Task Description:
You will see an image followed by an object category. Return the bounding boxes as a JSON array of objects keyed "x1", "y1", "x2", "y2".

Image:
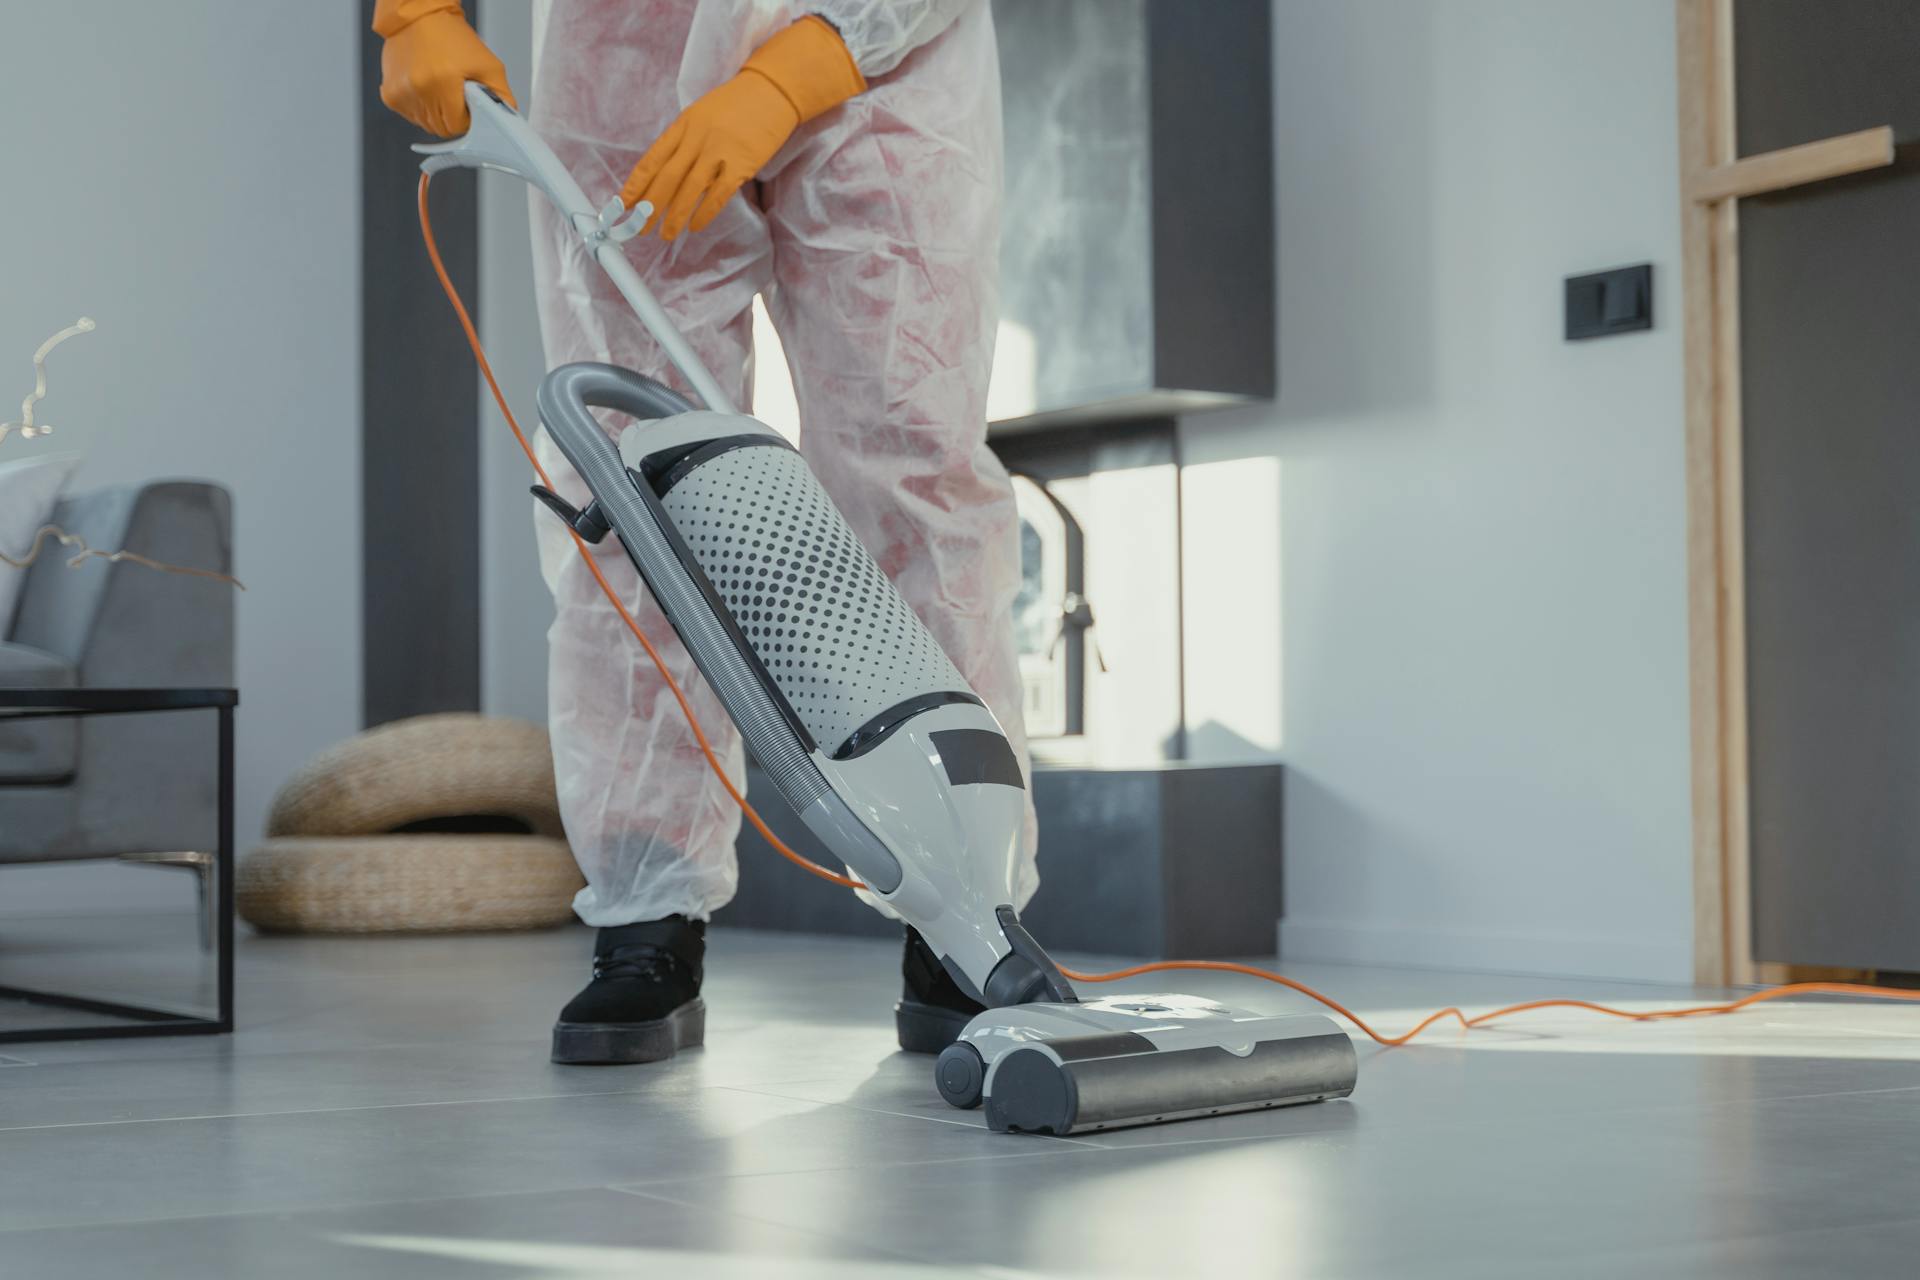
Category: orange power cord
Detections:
[
  {"x1": 419, "y1": 172, "x2": 1920, "y2": 1048},
  {"x1": 419, "y1": 174, "x2": 860, "y2": 893}
]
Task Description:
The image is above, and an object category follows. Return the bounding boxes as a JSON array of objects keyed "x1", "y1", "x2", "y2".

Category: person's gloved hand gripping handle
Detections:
[
  {"x1": 620, "y1": 16, "x2": 867, "y2": 240},
  {"x1": 373, "y1": 0, "x2": 516, "y2": 138}
]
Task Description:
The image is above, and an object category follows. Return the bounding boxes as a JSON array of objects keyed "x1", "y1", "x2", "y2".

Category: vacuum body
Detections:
[
  {"x1": 536, "y1": 366, "x2": 1357, "y2": 1132},
  {"x1": 536, "y1": 368, "x2": 1061, "y2": 1007},
  {"x1": 425, "y1": 83, "x2": 1359, "y2": 1133}
]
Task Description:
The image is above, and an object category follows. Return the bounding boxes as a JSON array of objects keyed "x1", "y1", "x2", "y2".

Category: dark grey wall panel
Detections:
[
  {"x1": 1736, "y1": 0, "x2": 1920, "y2": 968},
  {"x1": 359, "y1": 0, "x2": 482, "y2": 727},
  {"x1": 1147, "y1": 1, "x2": 1275, "y2": 404},
  {"x1": 1736, "y1": 0, "x2": 1920, "y2": 156}
]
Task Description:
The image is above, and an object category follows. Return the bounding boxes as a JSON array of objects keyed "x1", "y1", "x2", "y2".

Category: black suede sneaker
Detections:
[
  {"x1": 895, "y1": 925, "x2": 987, "y2": 1053},
  {"x1": 551, "y1": 917, "x2": 706, "y2": 1065}
]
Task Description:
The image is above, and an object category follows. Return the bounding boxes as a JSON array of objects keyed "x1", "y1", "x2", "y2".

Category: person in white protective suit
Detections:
[{"x1": 374, "y1": 0, "x2": 1037, "y2": 1065}]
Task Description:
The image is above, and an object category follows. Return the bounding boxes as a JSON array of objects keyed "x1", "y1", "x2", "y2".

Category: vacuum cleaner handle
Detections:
[
  {"x1": 545, "y1": 362, "x2": 697, "y2": 422},
  {"x1": 413, "y1": 82, "x2": 738, "y2": 415}
]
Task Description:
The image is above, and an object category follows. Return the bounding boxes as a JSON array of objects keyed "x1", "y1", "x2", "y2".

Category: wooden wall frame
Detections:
[{"x1": 1675, "y1": 0, "x2": 1894, "y2": 985}]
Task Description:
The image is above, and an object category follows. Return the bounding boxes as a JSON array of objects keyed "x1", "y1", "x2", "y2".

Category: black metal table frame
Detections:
[{"x1": 0, "y1": 687, "x2": 235, "y2": 1043}]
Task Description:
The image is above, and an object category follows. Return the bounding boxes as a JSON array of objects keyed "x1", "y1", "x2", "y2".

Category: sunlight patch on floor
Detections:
[
  {"x1": 1350, "y1": 999, "x2": 1920, "y2": 1059},
  {"x1": 335, "y1": 1233, "x2": 997, "y2": 1279}
]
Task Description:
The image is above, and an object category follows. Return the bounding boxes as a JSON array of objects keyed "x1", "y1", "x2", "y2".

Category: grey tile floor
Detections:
[{"x1": 4, "y1": 926, "x2": 1920, "y2": 1278}]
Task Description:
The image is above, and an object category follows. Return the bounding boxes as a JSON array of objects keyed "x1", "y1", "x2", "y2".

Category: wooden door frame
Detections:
[{"x1": 1675, "y1": 0, "x2": 1893, "y2": 985}]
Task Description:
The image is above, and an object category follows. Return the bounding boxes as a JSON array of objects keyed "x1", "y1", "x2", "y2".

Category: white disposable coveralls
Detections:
[{"x1": 527, "y1": 0, "x2": 1038, "y2": 926}]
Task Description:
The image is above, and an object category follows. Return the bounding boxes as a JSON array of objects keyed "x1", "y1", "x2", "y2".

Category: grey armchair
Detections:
[{"x1": 0, "y1": 482, "x2": 235, "y2": 888}]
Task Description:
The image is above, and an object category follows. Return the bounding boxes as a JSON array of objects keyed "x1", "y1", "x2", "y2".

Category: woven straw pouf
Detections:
[
  {"x1": 267, "y1": 713, "x2": 563, "y2": 838},
  {"x1": 239, "y1": 714, "x2": 583, "y2": 934},
  {"x1": 237, "y1": 835, "x2": 583, "y2": 934}
]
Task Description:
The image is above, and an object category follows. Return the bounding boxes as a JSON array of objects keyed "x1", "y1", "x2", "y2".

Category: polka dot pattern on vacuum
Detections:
[{"x1": 660, "y1": 444, "x2": 972, "y2": 752}]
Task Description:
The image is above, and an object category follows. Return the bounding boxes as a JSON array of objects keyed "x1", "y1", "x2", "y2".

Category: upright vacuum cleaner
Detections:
[{"x1": 418, "y1": 85, "x2": 1358, "y2": 1135}]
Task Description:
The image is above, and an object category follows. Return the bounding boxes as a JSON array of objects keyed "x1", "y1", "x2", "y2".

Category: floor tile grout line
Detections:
[
  {"x1": 606, "y1": 1149, "x2": 1159, "y2": 1270},
  {"x1": 1501, "y1": 1206, "x2": 1920, "y2": 1268},
  {"x1": 0, "y1": 1070, "x2": 909, "y2": 1135},
  {"x1": 0, "y1": 1068, "x2": 921, "y2": 1132},
  {"x1": 989, "y1": 1078, "x2": 1920, "y2": 1160},
  {"x1": 11, "y1": 1106, "x2": 1917, "y2": 1246},
  {"x1": 606, "y1": 1143, "x2": 1121, "y2": 1266},
  {"x1": 0, "y1": 1184, "x2": 696, "y2": 1240},
  {"x1": 1336, "y1": 1078, "x2": 1920, "y2": 1136},
  {"x1": 0, "y1": 1141, "x2": 1075, "y2": 1239},
  {"x1": 613, "y1": 1136, "x2": 1920, "y2": 1270},
  {"x1": 1667, "y1": 1081, "x2": 1920, "y2": 1109},
  {"x1": 0, "y1": 1087, "x2": 680, "y2": 1134},
  {"x1": 10, "y1": 1072, "x2": 1914, "y2": 1142},
  {"x1": 604, "y1": 1142, "x2": 1094, "y2": 1194},
  {"x1": 11, "y1": 1030, "x2": 569, "y2": 1069},
  {"x1": 14, "y1": 1027, "x2": 919, "y2": 1070},
  {"x1": 725, "y1": 1074, "x2": 1920, "y2": 1158},
  {"x1": 1171, "y1": 1077, "x2": 1920, "y2": 1153},
  {"x1": 710, "y1": 1083, "x2": 1108, "y2": 1148}
]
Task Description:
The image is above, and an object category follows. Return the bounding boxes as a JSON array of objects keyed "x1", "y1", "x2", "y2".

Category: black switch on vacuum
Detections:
[{"x1": 1565, "y1": 263, "x2": 1652, "y2": 340}]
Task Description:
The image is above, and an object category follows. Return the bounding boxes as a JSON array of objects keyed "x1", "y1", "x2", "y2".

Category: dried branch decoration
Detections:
[
  {"x1": 0, "y1": 524, "x2": 245, "y2": 590},
  {"x1": 1, "y1": 316, "x2": 94, "y2": 446},
  {"x1": 1, "y1": 318, "x2": 242, "y2": 591}
]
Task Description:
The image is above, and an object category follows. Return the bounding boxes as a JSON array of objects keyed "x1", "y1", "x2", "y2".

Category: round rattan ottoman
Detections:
[
  {"x1": 267, "y1": 713, "x2": 564, "y2": 838},
  {"x1": 237, "y1": 834, "x2": 582, "y2": 934},
  {"x1": 238, "y1": 714, "x2": 583, "y2": 934}
]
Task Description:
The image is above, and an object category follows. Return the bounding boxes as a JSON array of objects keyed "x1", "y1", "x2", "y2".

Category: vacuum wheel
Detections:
[{"x1": 935, "y1": 1040, "x2": 985, "y2": 1109}]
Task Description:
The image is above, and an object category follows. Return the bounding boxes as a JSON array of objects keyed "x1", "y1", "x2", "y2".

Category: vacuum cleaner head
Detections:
[{"x1": 940, "y1": 994, "x2": 1357, "y2": 1135}]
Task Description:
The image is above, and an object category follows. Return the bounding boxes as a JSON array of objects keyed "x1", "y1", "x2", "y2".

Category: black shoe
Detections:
[
  {"x1": 896, "y1": 925, "x2": 986, "y2": 1053},
  {"x1": 551, "y1": 916, "x2": 706, "y2": 1065}
]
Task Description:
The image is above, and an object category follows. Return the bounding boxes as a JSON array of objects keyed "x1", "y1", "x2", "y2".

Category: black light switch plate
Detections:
[{"x1": 1565, "y1": 263, "x2": 1653, "y2": 340}]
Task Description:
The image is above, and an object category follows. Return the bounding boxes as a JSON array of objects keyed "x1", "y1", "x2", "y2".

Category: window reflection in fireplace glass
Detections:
[{"x1": 1011, "y1": 473, "x2": 1086, "y2": 740}]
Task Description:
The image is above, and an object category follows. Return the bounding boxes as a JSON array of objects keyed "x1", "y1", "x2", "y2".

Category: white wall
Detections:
[
  {"x1": 0, "y1": 4, "x2": 361, "y2": 846},
  {"x1": 1181, "y1": 0, "x2": 1694, "y2": 981}
]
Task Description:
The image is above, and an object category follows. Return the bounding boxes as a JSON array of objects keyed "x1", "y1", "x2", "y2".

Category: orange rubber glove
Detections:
[
  {"x1": 620, "y1": 16, "x2": 867, "y2": 240},
  {"x1": 374, "y1": 0, "x2": 516, "y2": 138}
]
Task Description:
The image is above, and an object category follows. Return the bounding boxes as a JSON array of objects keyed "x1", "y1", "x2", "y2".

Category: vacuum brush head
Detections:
[{"x1": 940, "y1": 994, "x2": 1357, "y2": 1136}]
